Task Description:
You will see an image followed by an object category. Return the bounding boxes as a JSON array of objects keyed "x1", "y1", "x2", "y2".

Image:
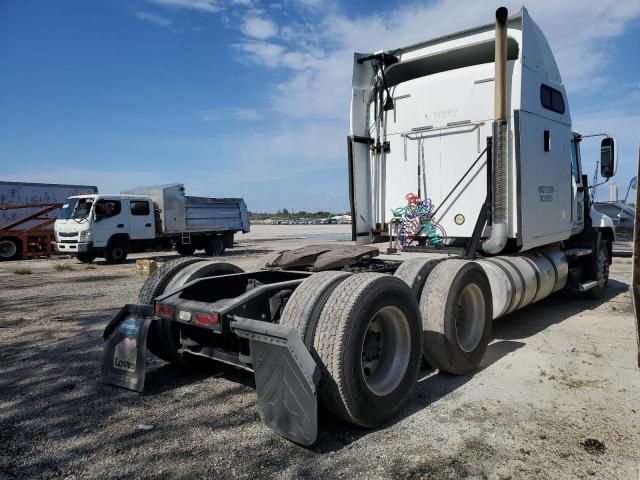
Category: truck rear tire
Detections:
[
  {"x1": 175, "y1": 242, "x2": 196, "y2": 256},
  {"x1": 139, "y1": 258, "x2": 244, "y2": 365},
  {"x1": 279, "y1": 271, "x2": 352, "y2": 347},
  {"x1": 0, "y1": 238, "x2": 20, "y2": 261},
  {"x1": 105, "y1": 241, "x2": 128, "y2": 264},
  {"x1": 204, "y1": 237, "x2": 225, "y2": 256},
  {"x1": 76, "y1": 252, "x2": 97, "y2": 264},
  {"x1": 313, "y1": 273, "x2": 422, "y2": 427},
  {"x1": 394, "y1": 257, "x2": 443, "y2": 298},
  {"x1": 139, "y1": 257, "x2": 209, "y2": 362},
  {"x1": 420, "y1": 260, "x2": 492, "y2": 375}
]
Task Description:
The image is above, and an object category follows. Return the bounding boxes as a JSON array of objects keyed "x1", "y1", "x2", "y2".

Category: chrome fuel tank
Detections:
[{"x1": 475, "y1": 247, "x2": 568, "y2": 319}]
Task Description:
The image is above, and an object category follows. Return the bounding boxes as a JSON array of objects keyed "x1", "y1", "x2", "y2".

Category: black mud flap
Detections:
[
  {"x1": 232, "y1": 318, "x2": 320, "y2": 446},
  {"x1": 101, "y1": 304, "x2": 153, "y2": 393}
]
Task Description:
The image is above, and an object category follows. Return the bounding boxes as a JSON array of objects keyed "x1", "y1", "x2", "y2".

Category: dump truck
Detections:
[
  {"x1": 54, "y1": 184, "x2": 250, "y2": 263},
  {"x1": 0, "y1": 181, "x2": 97, "y2": 260},
  {"x1": 102, "y1": 7, "x2": 620, "y2": 445}
]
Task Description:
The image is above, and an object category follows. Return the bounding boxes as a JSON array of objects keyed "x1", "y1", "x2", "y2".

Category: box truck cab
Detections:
[{"x1": 55, "y1": 194, "x2": 157, "y2": 263}]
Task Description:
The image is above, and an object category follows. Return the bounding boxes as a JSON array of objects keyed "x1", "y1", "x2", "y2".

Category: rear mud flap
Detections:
[
  {"x1": 232, "y1": 318, "x2": 320, "y2": 446},
  {"x1": 101, "y1": 304, "x2": 153, "y2": 393}
]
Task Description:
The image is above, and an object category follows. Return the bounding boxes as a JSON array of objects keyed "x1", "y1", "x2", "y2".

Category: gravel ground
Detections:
[{"x1": 1, "y1": 225, "x2": 639, "y2": 479}]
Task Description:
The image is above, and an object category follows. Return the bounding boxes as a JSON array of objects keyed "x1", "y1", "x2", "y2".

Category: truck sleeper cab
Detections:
[{"x1": 102, "y1": 7, "x2": 618, "y2": 446}]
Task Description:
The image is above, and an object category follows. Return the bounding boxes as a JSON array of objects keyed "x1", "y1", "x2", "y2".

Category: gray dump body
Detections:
[{"x1": 121, "y1": 184, "x2": 250, "y2": 235}]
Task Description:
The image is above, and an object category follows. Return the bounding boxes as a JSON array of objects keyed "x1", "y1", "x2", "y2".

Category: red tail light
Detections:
[
  {"x1": 155, "y1": 304, "x2": 175, "y2": 317},
  {"x1": 194, "y1": 313, "x2": 220, "y2": 326}
]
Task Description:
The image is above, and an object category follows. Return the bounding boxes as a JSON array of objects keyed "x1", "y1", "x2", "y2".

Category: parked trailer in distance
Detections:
[
  {"x1": 54, "y1": 184, "x2": 250, "y2": 263},
  {"x1": 0, "y1": 181, "x2": 97, "y2": 260}
]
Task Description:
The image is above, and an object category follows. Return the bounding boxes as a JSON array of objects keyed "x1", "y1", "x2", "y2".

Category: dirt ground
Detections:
[{"x1": 1, "y1": 225, "x2": 639, "y2": 479}]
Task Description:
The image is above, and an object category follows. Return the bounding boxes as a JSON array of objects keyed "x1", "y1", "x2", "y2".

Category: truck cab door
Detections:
[
  {"x1": 570, "y1": 134, "x2": 585, "y2": 234},
  {"x1": 128, "y1": 200, "x2": 155, "y2": 240},
  {"x1": 93, "y1": 199, "x2": 128, "y2": 247}
]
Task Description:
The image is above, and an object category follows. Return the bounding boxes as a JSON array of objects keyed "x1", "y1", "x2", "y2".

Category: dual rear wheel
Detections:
[
  {"x1": 139, "y1": 253, "x2": 492, "y2": 429},
  {"x1": 280, "y1": 259, "x2": 492, "y2": 428},
  {"x1": 281, "y1": 272, "x2": 423, "y2": 427}
]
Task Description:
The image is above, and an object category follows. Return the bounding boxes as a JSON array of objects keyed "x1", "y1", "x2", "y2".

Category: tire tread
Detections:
[{"x1": 280, "y1": 271, "x2": 351, "y2": 347}]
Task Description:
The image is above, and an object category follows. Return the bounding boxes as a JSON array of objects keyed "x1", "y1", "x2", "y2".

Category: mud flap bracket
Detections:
[{"x1": 232, "y1": 317, "x2": 320, "y2": 446}]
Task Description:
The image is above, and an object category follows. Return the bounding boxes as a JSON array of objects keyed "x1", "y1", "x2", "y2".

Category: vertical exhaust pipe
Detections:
[{"x1": 482, "y1": 6, "x2": 509, "y2": 254}]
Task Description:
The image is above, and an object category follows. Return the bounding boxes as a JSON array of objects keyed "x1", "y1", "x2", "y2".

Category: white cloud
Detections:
[
  {"x1": 123, "y1": 0, "x2": 640, "y2": 210},
  {"x1": 231, "y1": 0, "x2": 640, "y2": 123},
  {"x1": 223, "y1": 0, "x2": 640, "y2": 210},
  {"x1": 133, "y1": 11, "x2": 174, "y2": 29},
  {"x1": 241, "y1": 16, "x2": 278, "y2": 39},
  {"x1": 233, "y1": 41, "x2": 285, "y2": 67},
  {"x1": 147, "y1": 0, "x2": 223, "y2": 13},
  {"x1": 198, "y1": 107, "x2": 263, "y2": 121},
  {"x1": 573, "y1": 109, "x2": 640, "y2": 189}
]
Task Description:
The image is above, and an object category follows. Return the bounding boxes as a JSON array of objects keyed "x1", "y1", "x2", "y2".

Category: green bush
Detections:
[{"x1": 53, "y1": 263, "x2": 75, "y2": 272}]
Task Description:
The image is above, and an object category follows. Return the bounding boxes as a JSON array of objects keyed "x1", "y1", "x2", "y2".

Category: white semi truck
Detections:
[
  {"x1": 55, "y1": 184, "x2": 249, "y2": 263},
  {"x1": 102, "y1": 7, "x2": 619, "y2": 445}
]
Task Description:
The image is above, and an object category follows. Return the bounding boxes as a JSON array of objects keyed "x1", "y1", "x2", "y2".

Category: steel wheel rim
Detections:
[
  {"x1": 455, "y1": 283, "x2": 485, "y2": 353},
  {"x1": 360, "y1": 305, "x2": 411, "y2": 396},
  {"x1": 112, "y1": 247, "x2": 124, "y2": 259},
  {"x1": 0, "y1": 240, "x2": 17, "y2": 259}
]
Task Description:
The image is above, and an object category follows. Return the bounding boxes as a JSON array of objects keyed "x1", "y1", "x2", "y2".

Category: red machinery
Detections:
[{"x1": 0, "y1": 203, "x2": 61, "y2": 259}]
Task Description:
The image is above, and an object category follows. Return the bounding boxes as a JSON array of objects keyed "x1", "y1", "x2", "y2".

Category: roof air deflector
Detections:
[{"x1": 385, "y1": 37, "x2": 519, "y2": 87}]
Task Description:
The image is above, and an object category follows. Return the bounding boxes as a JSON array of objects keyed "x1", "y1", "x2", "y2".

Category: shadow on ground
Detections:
[{"x1": 0, "y1": 276, "x2": 629, "y2": 478}]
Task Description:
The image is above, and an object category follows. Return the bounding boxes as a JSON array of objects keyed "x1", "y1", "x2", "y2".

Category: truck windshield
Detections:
[{"x1": 58, "y1": 198, "x2": 94, "y2": 220}]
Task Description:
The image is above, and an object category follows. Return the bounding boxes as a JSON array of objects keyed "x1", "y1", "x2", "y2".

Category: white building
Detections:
[{"x1": 609, "y1": 182, "x2": 618, "y2": 202}]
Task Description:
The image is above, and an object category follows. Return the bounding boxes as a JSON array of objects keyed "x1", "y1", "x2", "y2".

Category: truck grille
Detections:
[{"x1": 58, "y1": 232, "x2": 78, "y2": 238}]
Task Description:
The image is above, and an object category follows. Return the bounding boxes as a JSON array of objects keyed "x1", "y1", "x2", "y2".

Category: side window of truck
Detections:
[
  {"x1": 130, "y1": 200, "x2": 150, "y2": 216},
  {"x1": 94, "y1": 200, "x2": 122, "y2": 221},
  {"x1": 570, "y1": 138, "x2": 581, "y2": 183},
  {"x1": 540, "y1": 84, "x2": 565, "y2": 114}
]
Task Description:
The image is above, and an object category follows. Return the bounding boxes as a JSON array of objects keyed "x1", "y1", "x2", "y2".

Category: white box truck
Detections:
[
  {"x1": 54, "y1": 184, "x2": 249, "y2": 263},
  {"x1": 101, "y1": 7, "x2": 624, "y2": 446}
]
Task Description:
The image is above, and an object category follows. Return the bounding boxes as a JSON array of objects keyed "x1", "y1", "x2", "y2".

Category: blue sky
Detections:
[{"x1": 1, "y1": 0, "x2": 639, "y2": 212}]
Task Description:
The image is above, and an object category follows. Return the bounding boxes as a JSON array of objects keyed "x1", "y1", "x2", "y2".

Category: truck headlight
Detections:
[{"x1": 80, "y1": 230, "x2": 92, "y2": 241}]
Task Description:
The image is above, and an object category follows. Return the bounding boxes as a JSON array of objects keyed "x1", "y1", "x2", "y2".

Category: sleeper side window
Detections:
[{"x1": 540, "y1": 84, "x2": 565, "y2": 114}]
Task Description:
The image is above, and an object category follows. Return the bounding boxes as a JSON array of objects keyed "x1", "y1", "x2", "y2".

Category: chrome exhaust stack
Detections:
[{"x1": 482, "y1": 6, "x2": 509, "y2": 254}]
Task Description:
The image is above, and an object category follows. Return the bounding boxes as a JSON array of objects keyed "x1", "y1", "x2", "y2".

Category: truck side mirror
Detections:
[{"x1": 600, "y1": 137, "x2": 617, "y2": 178}]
